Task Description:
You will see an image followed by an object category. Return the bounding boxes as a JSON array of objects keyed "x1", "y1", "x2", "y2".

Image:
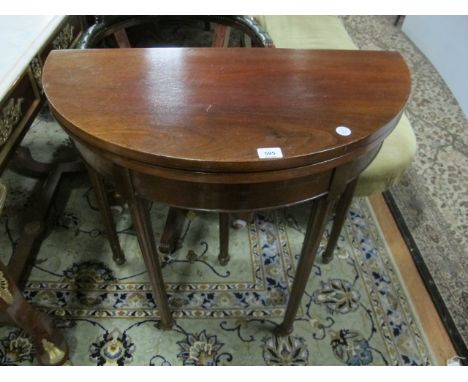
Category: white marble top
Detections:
[{"x1": 0, "y1": 15, "x2": 65, "y2": 100}]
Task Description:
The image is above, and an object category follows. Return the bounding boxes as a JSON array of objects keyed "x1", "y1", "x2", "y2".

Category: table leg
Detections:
[
  {"x1": 120, "y1": 170, "x2": 174, "y2": 329},
  {"x1": 275, "y1": 196, "x2": 334, "y2": 336},
  {"x1": 159, "y1": 207, "x2": 187, "y2": 254},
  {"x1": 85, "y1": 164, "x2": 126, "y2": 265},
  {"x1": 0, "y1": 262, "x2": 68, "y2": 365},
  {"x1": 218, "y1": 213, "x2": 230, "y2": 266},
  {"x1": 322, "y1": 178, "x2": 358, "y2": 264}
]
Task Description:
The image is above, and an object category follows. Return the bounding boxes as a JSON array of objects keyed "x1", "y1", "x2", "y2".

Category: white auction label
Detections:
[
  {"x1": 336, "y1": 126, "x2": 352, "y2": 136},
  {"x1": 257, "y1": 147, "x2": 283, "y2": 159}
]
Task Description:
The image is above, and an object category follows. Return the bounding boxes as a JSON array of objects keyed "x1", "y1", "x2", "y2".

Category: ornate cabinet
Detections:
[
  {"x1": 0, "y1": 16, "x2": 84, "y2": 173},
  {"x1": 0, "y1": 15, "x2": 85, "y2": 365}
]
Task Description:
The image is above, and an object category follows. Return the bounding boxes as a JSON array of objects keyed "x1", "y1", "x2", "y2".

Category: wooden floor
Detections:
[{"x1": 369, "y1": 193, "x2": 457, "y2": 365}]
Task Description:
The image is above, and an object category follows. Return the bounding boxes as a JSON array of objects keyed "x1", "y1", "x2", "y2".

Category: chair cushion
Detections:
[
  {"x1": 256, "y1": 15, "x2": 417, "y2": 196},
  {"x1": 355, "y1": 113, "x2": 416, "y2": 196},
  {"x1": 255, "y1": 15, "x2": 356, "y2": 50}
]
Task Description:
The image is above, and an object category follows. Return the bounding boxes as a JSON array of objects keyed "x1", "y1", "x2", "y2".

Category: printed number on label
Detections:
[{"x1": 257, "y1": 147, "x2": 283, "y2": 159}]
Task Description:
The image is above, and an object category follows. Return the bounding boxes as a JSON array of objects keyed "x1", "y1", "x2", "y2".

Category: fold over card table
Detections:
[{"x1": 43, "y1": 48, "x2": 410, "y2": 335}]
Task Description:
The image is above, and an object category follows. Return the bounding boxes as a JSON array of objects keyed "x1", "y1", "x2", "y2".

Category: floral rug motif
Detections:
[{"x1": 0, "y1": 118, "x2": 435, "y2": 364}]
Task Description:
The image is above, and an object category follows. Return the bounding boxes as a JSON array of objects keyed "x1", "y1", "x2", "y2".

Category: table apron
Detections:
[{"x1": 73, "y1": 138, "x2": 379, "y2": 212}]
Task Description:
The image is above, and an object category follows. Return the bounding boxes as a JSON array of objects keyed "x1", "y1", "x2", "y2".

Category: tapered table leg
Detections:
[
  {"x1": 218, "y1": 213, "x2": 230, "y2": 266},
  {"x1": 322, "y1": 178, "x2": 358, "y2": 264},
  {"x1": 275, "y1": 196, "x2": 334, "y2": 336},
  {"x1": 159, "y1": 207, "x2": 187, "y2": 254},
  {"x1": 120, "y1": 170, "x2": 174, "y2": 329},
  {"x1": 0, "y1": 262, "x2": 68, "y2": 365},
  {"x1": 85, "y1": 164, "x2": 126, "y2": 265}
]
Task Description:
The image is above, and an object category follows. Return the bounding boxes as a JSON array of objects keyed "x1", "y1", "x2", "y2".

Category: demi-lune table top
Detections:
[{"x1": 43, "y1": 48, "x2": 410, "y2": 173}]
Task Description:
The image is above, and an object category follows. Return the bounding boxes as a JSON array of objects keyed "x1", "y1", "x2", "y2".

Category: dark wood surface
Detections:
[
  {"x1": 43, "y1": 48, "x2": 410, "y2": 173},
  {"x1": 43, "y1": 47, "x2": 411, "y2": 333}
]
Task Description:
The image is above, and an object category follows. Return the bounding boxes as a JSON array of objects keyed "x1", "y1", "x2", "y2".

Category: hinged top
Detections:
[{"x1": 43, "y1": 48, "x2": 410, "y2": 172}]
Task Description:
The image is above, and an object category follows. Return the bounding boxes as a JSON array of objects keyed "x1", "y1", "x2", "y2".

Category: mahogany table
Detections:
[{"x1": 43, "y1": 48, "x2": 410, "y2": 335}]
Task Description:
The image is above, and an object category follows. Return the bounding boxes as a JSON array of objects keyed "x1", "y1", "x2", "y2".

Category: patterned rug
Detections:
[
  {"x1": 340, "y1": 16, "x2": 468, "y2": 355},
  {"x1": 0, "y1": 115, "x2": 435, "y2": 365}
]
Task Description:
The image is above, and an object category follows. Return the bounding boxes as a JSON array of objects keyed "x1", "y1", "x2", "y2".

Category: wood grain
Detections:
[{"x1": 43, "y1": 48, "x2": 410, "y2": 173}]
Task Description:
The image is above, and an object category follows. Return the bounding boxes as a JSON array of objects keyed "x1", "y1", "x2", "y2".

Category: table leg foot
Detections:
[
  {"x1": 113, "y1": 253, "x2": 126, "y2": 265},
  {"x1": 35, "y1": 313, "x2": 69, "y2": 366},
  {"x1": 322, "y1": 245, "x2": 334, "y2": 264},
  {"x1": 158, "y1": 318, "x2": 175, "y2": 331},
  {"x1": 218, "y1": 253, "x2": 230, "y2": 266},
  {"x1": 274, "y1": 322, "x2": 294, "y2": 337}
]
